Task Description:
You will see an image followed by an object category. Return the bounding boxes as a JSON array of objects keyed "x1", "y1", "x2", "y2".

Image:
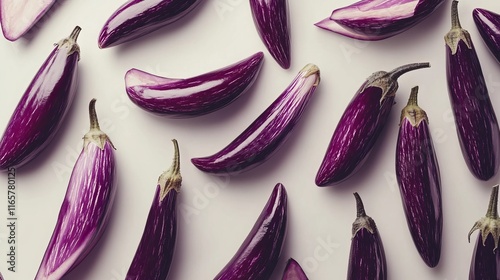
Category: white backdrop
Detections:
[{"x1": 1, "y1": 0, "x2": 500, "y2": 279}]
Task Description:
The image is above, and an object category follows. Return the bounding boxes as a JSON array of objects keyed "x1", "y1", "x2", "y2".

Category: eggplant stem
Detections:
[
  {"x1": 69, "y1": 26, "x2": 82, "y2": 41},
  {"x1": 407, "y1": 86, "x2": 419, "y2": 106},
  {"x1": 486, "y1": 185, "x2": 499, "y2": 219},
  {"x1": 170, "y1": 139, "x2": 180, "y2": 175},
  {"x1": 354, "y1": 192, "x2": 366, "y2": 217},
  {"x1": 451, "y1": 1, "x2": 461, "y2": 29},
  {"x1": 89, "y1": 99, "x2": 100, "y2": 130},
  {"x1": 388, "y1": 63, "x2": 430, "y2": 81}
]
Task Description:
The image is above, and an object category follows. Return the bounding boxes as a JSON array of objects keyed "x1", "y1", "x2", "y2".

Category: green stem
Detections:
[
  {"x1": 486, "y1": 185, "x2": 499, "y2": 219},
  {"x1": 354, "y1": 192, "x2": 366, "y2": 218},
  {"x1": 451, "y1": 1, "x2": 461, "y2": 29},
  {"x1": 69, "y1": 26, "x2": 81, "y2": 41},
  {"x1": 388, "y1": 63, "x2": 430, "y2": 81},
  {"x1": 407, "y1": 86, "x2": 419, "y2": 106},
  {"x1": 89, "y1": 99, "x2": 100, "y2": 130}
]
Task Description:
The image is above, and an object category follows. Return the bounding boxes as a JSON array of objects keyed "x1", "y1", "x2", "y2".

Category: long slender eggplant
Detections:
[
  {"x1": 315, "y1": 62, "x2": 430, "y2": 187},
  {"x1": 315, "y1": 0, "x2": 444, "y2": 41},
  {"x1": 473, "y1": 8, "x2": 500, "y2": 64},
  {"x1": 249, "y1": 0, "x2": 291, "y2": 69},
  {"x1": 347, "y1": 192, "x2": 387, "y2": 280},
  {"x1": 98, "y1": 0, "x2": 203, "y2": 48},
  {"x1": 445, "y1": 1, "x2": 500, "y2": 181},
  {"x1": 282, "y1": 258, "x2": 308, "y2": 280},
  {"x1": 125, "y1": 52, "x2": 264, "y2": 117},
  {"x1": 395, "y1": 86, "x2": 442, "y2": 267},
  {"x1": 126, "y1": 139, "x2": 181, "y2": 280},
  {"x1": 0, "y1": 26, "x2": 81, "y2": 170},
  {"x1": 35, "y1": 99, "x2": 116, "y2": 280},
  {"x1": 191, "y1": 64, "x2": 320, "y2": 174},
  {"x1": 468, "y1": 185, "x2": 500, "y2": 280},
  {"x1": 214, "y1": 183, "x2": 287, "y2": 280},
  {"x1": 0, "y1": 0, "x2": 56, "y2": 41}
]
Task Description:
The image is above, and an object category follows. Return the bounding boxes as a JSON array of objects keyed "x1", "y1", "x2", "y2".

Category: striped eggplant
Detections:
[
  {"x1": 315, "y1": 0, "x2": 444, "y2": 41},
  {"x1": 282, "y1": 258, "x2": 308, "y2": 280},
  {"x1": 191, "y1": 63, "x2": 320, "y2": 174},
  {"x1": 249, "y1": 0, "x2": 291, "y2": 69},
  {"x1": 98, "y1": 0, "x2": 203, "y2": 48},
  {"x1": 468, "y1": 185, "x2": 500, "y2": 280},
  {"x1": 35, "y1": 99, "x2": 116, "y2": 280},
  {"x1": 125, "y1": 52, "x2": 264, "y2": 117},
  {"x1": 0, "y1": 26, "x2": 81, "y2": 171},
  {"x1": 0, "y1": 0, "x2": 56, "y2": 41},
  {"x1": 395, "y1": 86, "x2": 442, "y2": 267},
  {"x1": 126, "y1": 139, "x2": 181, "y2": 280},
  {"x1": 315, "y1": 62, "x2": 430, "y2": 186},
  {"x1": 214, "y1": 183, "x2": 287, "y2": 280},
  {"x1": 445, "y1": 0, "x2": 500, "y2": 181},
  {"x1": 473, "y1": 8, "x2": 500, "y2": 64},
  {"x1": 347, "y1": 192, "x2": 386, "y2": 280}
]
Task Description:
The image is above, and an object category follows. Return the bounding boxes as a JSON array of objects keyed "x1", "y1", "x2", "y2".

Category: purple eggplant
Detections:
[
  {"x1": 126, "y1": 139, "x2": 181, "y2": 280},
  {"x1": 125, "y1": 52, "x2": 264, "y2": 117},
  {"x1": 315, "y1": 0, "x2": 444, "y2": 41},
  {"x1": 282, "y1": 258, "x2": 308, "y2": 280},
  {"x1": 0, "y1": 0, "x2": 56, "y2": 41},
  {"x1": 473, "y1": 8, "x2": 500, "y2": 64},
  {"x1": 35, "y1": 99, "x2": 116, "y2": 280},
  {"x1": 191, "y1": 63, "x2": 319, "y2": 174},
  {"x1": 214, "y1": 183, "x2": 287, "y2": 280},
  {"x1": 445, "y1": 1, "x2": 500, "y2": 181},
  {"x1": 468, "y1": 185, "x2": 500, "y2": 280},
  {"x1": 0, "y1": 26, "x2": 80, "y2": 171},
  {"x1": 315, "y1": 62, "x2": 430, "y2": 186},
  {"x1": 347, "y1": 192, "x2": 387, "y2": 280},
  {"x1": 98, "y1": 0, "x2": 203, "y2": 48},
  {"x1": 249, "y1": 0, "x2": 291, "y2": 69},
  {"x1": 395, "y1": 86, "x2": 442, "y2": 267}
]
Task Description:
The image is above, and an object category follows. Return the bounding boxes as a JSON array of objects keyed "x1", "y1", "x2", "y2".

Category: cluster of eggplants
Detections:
[
  {"x1": 214, "y1": 183, "x2": 287, "y2": 279},
  {"x1": 35, "y1": 99, "x2": 116, "y2": 280},
  {"x1": 281, "y1": 258, "x2": 308, "y2": 280},
  {"x1": 191, "y1": 63, "x2": 320, "y2": 174},
  {"x1": 98, "y1": 0, "x2": 203, "y2": 48},
  {"x1": 125, "y1": 52, "x2": 264, "y2": 117},
  {"x1": 126, "y1": 140, "x2": 181, "y2": 280},
  {"x1": 315, "y1": 0, "x2": 444, "y2": 41},
  {"x1": 347, "y1": 193, "x2": 387, "y2": 280},
  {"x1": 249, "y1": 0, "x2": 291, "y2": 69},
  {"x1": 395, "y1": 87, "x2": 442, "y2": 267},
  {"x1": 445, "y1": 1, "x2": 500, "y2": 181},
  {"x1": 473, "y1": 8, "x2": 500, "y2": 64},
  {"x1": 315, "y1": 62, "x2": 430, "y2": 186},
  {"x1": 468, "y1": 185, "x2": 500, "y2": 279},
  {"x1": 0, "y1": 26, "x2": 81, "y2": 171},
  {"x1": 0, "y1": 0, "x2": 55, "y2": 40}
]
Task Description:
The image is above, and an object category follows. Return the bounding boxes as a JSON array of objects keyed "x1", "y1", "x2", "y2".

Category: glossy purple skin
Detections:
[
  {"x1": 191, "y1": 64, "x2": 319, "y2": 174},
  {"x1": 0, "y1": 0, "x2": 55, "y2": 41},
  {"x1": 250, "y1": 0, "x2": 291, "y2": 69},
  {"x1": 0, "y1": 28, "x2": 79, "y2": 170},
  {"x1": 282, "y1": 258, "x2": 308, "y2": 280},
  {"x1": 469, "y1": 234, "x2": 500, "y2": 280},
  {"x1": 215, "y1": 183, "x2": 287, "y2": 280},
  {"x1": 125, "y1": 52, "x2": 264, "y2": 117},
  {"x1": 347, "y1": 228, "x2": 387, "y2": 280},
  {"x1": 98, "y1": 0, "x2": 202, "y2": 48},
  {"x1": 396, "y1": 117, "x2": 442, "y2": 267},
  {"x1": 473, "y1": 8, "x2": 500, "y2": 64}
]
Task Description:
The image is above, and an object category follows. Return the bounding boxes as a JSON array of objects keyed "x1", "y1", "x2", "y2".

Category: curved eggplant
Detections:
[
  {"x1": 282, "y1": 258, "x2": 308, "y2": 280},
  {"x1": 0, "y1": 26, "x2": 81, "y2": 170},
  {"x1": 395, "y1": 87, "x2": 442, "y2": 267},
  {"x1": 445, "y1": 1, "x2": 500, "y2": 181},
  {"x1": 98, "y1": 0, "x2": 203, "y2": 48},
  {"x1": 473, "y1": 8, "x2": 500, "y2": 64},
  {"x1": 0, "y1": 0, "x2": 56, "y2": 41},
  {"x1": 191, "y1": 63, "x2": 319, "y2": 174},
  {"x1": 35, "y1": 99, "x2": 116, "y2": 280},
  {"x1": 125, "y1": 52, "x2": 264, "y2": 117},
  {"x1": 249, "y1": 0, "x2": 291, "y2": 69},
  {"x1": 214, "y1": 183, "x2": 287, "y2": 280},
  {"x1": 315, "y1": 62, "x2": 430, "y2": 186},
  {"x1": 315, "y1": 0, "x2": 444, "y2": 41}
]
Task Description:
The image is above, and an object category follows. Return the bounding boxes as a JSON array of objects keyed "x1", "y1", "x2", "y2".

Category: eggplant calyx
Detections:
[
  {"x1": 352, "y1": 192, "x2": 377, "y2": 236},
  {"x1": 56, "y1": 26, "x2": 82, "y2": 60},
  {"x1": 84, "y1": 99, "x2": 115, "y2": 150},
  {"x1": 444, "y1": 1, "x2": 472, "y2": 54},
  {"x1": 158, "y1": 139, "x2": 182, "y2": 201},
  {"x1": 400, "y1": 86, "x2": 428, "y2": 127},
  {"x1": 301, "y1": 64, "x2": 321, "y2": 86},
  {"x1": 468, "y1": 185, "x2": 500, "y2": 251}
]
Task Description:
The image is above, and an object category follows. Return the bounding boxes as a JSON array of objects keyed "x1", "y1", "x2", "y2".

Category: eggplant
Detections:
[
  {"x1": 395, "y1": 86, "x2": 442, "y2": 267},
  {"x1": 126, "y1": 139, "x2": 181, "y2": 280},
  {"x1": 445, "y1": 0, "x2": 500, "y2": 181},
  {"x1": 214, "y1": 183, "x2": 287, "y2": 280},
  {"x1": 35, "y1": 99, "x2": 116, "y2": 280},
  {"x1": 473, "y1": 8, "x2": 500, "y2": 64},
  {"x1": 98, "y1": 0, "x2": 203, "y2": 48},
  {"x1": 249, "y1": 0, "x2": 291, "y2": 69},
  {"x1": 0, "y1": 26, "x2": 81, "y2": 171},
  {"x1": 191, "y1": 63, "x2": 320, "y2": 174},
  {"x1": 468, "y1": 185, "x2": 500, "y2": 280},
  {"x1": 0, "y1": 0, "x2": 56, "y2": 41},
  {"x1": 125, "y1": 52, "x2": 264, "y2": 117},
  {"x1": 315, "y1": 0, "x2": 444, "y2": 41},
  {"x1": 347, "y1": 192, "x2": 387, "y2": 280},
  {"x1": 315, "y1": 62, "x2": 430, "y2": 186},
  {"x1": 282, "y1": 258, "x2": 308, "y2": 280}
]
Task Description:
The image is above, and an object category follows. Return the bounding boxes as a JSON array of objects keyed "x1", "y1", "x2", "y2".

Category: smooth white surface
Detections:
[{"x1": 0, "y1": 0, "x2": 499, "y2": 279}]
